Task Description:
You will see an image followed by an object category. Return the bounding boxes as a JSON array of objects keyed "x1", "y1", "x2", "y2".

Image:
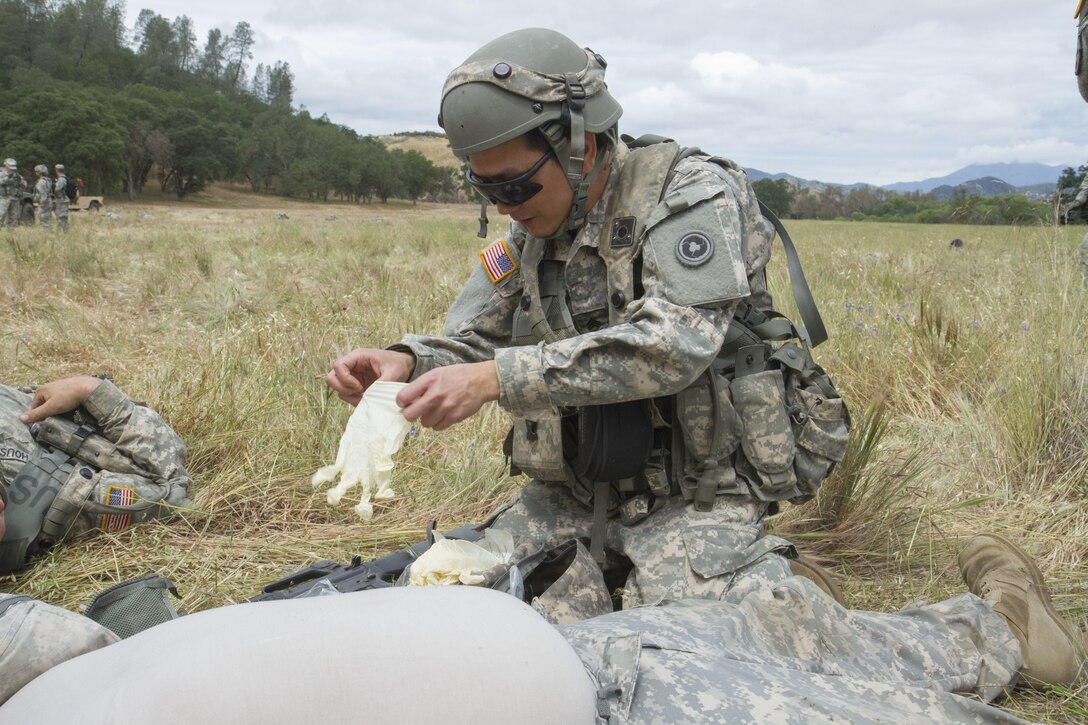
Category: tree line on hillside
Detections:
[
  {"x1": 753, "y1": 165, "x2": 1087, "y2": 226},
  {"x1": 0, "y1": 0, "x2": 457, "y2": 202}
]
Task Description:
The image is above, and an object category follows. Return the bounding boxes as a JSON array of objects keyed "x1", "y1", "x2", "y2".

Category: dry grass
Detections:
[
  {"x1": 378, "y1": 134, "x2": 462, "y2": 169},
  {"x1": 2, "y1": 190, "x2": 1087, "y2": 721}
]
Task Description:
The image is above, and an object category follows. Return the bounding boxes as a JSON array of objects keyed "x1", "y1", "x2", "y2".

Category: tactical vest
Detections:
[
  {"x1": 0, "y1": 415, "x2": 171, "y2": 575},
  {"x1": 506, "y1": 139, "x2": 850, "y2": 526}
]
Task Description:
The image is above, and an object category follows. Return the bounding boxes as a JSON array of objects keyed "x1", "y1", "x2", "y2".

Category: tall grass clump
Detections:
[{"x1": 772, "y1": 398, "x2": 929, "y2": 568}]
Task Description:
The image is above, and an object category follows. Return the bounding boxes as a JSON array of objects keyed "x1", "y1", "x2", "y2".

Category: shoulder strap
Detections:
[
  {"x1": 756, "y1": 200, "x2": 828, "y2": 347},
  {"x1": 615, "y1": 135, "x2": 828, "y2": 346},
  {"x1": 600, "y1": 140, "x2": 681, "y2": 325}
]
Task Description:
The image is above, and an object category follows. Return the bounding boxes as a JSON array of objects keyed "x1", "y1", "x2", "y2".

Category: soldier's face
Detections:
[{"x1": 469, "y1": 135, "x2": 578, "y2": 238}]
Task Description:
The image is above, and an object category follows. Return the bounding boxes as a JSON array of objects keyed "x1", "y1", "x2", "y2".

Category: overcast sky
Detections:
[{"x1": 125, "y1": 0, "x2": 1088, "y2": 186}]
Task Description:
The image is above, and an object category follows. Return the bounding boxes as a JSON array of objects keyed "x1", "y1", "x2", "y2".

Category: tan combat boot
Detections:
[
  {"x1": 790, "y1": 554, "x2": 845, "y2": 606},
  {"x1": 959, "y1": 533, "x2": 1087, "y2": 689}
]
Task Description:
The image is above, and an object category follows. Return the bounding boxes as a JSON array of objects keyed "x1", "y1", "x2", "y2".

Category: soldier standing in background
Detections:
[
  {"x1": 33, "y1": 165, "x2": 54, "y2": 230},
  {"x1": 53, "y1": 164, "x2": 70, "y2": 232},
  {"x1": 0, "y1": 159, "x2": 24, "y2": 229}
]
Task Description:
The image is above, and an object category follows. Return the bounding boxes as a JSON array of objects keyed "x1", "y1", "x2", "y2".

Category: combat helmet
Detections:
[
  {"x1": 439, "y1": 28, "x2": 622, "y2": 236},
  {"x1": 34, "y1": 164, "x2": 48, "y2": 176},
  {"x1": 3, "y1": 158, "x2": 15, "y2": 170}
]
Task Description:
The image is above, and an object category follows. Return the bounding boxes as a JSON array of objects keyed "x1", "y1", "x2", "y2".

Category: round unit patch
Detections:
[{"x1": 676, "y1": 231, "x2": 714, "y2": 267}]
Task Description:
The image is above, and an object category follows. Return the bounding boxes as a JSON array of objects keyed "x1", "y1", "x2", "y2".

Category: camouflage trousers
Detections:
[
  {"x1": 0, "y1": 593, "x2": 118, "y2": 705},
  {"x1": 0, "y1": 198, "x2": 16, "y2": 229},
  {"x1": 562, "y1": 580, "x2": 1025, "y2": 724},
  {"x1": 487, "y1": 480, "x2": 795, "y2": 608},
  {"x1": 1080, "y1": 233, "x2": 1087, "y2": 274},
  {"x1": 53, "y1": 199, "x2": 69, "y2": 231},
  {"x1": 37, "y1": 200, "x2": 54, "y2": 230}
]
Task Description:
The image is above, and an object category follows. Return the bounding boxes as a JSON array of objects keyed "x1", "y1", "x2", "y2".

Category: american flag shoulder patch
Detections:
[
  {"x1": 101, "y1": 485, "x2": 135, "y2": 532},
  {"x1": 480, "y1": 238, "x2": 517, "y2": 284}
]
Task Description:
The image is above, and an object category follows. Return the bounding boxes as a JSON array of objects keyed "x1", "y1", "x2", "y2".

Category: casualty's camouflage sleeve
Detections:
[{"x1": 79, "y1": 380, "x2": 191, "y2": 500}]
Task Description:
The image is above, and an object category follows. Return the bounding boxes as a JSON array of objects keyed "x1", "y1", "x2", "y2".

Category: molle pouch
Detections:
[
  {"x1": 525, "y1": 539, "x2": 612, "y2": 625},
  {"x1": 730, "y1": 369, "x2": 798, "y2": 497},
  {"x1": 83, "y1": 573, "x2": 183, "y2": 639},
  {"x1": 792, "y1": 387, "x2": 850, "y2": 497},
  {"x1": 42, "y1": 468, "x2": 172, "y2": 544},
  {"x1": 510, "y1": 414, "x2": 570, "y2": 484},
  {"x1": 675, "y1": 371, "x2": 744, "y2": 508},
  {"x1": 571, "y1": 401, "x2": 653, "y2": 483},
  {"x1": 511, "y1": 304, "x2": 534, "y2": 345}
]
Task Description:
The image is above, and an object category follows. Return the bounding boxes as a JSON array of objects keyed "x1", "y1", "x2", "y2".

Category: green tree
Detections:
[
  {"x1": 161, "y1": 108, "x2": 240, "y2": 198},
  {"x1": 395, "y1": 149, "x2": 439, "y2": 204},
  {"x1": 223, "y1": 21, "x2": 254, "y2": 94},
  {"x1": 751, "y1": 178, "x2": 794, "y2": 218}
]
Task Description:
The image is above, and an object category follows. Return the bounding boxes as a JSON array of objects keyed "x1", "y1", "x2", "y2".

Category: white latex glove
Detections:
[
  {"x1": 407, "y1": 530, "x2": 516, "y2": 587},
  {"x1": 312, "y1": 382, "x2": 412, "y2": 519}
]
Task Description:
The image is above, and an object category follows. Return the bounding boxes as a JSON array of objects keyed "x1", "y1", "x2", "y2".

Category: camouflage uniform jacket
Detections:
[
  {"x1": 0, "y1": 380, "x2": 192, "y2": 570},
  {"x1": 0, "y1": 169, "x2": 19, "y2": 199},
  {"x1": 34, "y1": 177, "x2": 53, "y2": 211},
  {"x1": 396, "y1": 142, "x2": 775, "y2": 501},
  {"x1": 52, "y1": 175, "x2": 68, "y2": 204}
]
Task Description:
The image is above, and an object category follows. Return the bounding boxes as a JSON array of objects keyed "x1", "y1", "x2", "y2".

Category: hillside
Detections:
[
  {"x1": 379, "y1": 134, "x2": 461, "y2": 170},
  {"x1": 0, "y1": 1, "x2": 455, "y2": 205}
]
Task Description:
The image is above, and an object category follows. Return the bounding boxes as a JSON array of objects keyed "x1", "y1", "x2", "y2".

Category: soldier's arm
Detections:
[
  {"x1": 393, "y1": 234, "x2": 525, "y2": 380},
  {"x1": 76, "y1": 380, "x2": 192, "y2": 499}
]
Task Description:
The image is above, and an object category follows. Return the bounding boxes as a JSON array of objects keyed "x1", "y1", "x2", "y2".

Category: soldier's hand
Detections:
[
  {"x1": 21, "y1": 375, "x2": 103, "y2": 424},
  {"x1": 326, "y1": 348, "x2": 415, "y2": 406},
  {"x1": 396, "y1": 361, "x2": 500, "y2": 431}
]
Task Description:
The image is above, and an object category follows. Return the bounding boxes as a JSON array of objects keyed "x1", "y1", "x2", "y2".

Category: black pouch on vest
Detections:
[{"x1": 569, "y1": 400, "x2": 654, "y2": 482}]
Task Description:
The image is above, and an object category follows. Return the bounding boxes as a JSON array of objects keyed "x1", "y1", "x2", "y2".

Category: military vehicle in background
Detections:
[{"x1": 17, "y1": 175, "x2": 104, "y2": 224}]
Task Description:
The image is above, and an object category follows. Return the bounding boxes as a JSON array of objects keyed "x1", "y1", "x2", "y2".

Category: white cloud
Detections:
[
  {"x1": 689, "y1": 51, "x2": 849, "y2": 99},
  {"x1": 125, "y1": 0, "x2": 1088, "y2": 185}
]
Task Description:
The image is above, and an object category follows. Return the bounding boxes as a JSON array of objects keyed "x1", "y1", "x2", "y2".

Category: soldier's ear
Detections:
[{"x1": 581, "y1": 133, "x2": 598, "y2": 176}]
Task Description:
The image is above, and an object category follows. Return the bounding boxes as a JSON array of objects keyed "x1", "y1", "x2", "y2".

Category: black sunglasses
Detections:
[{"x1": 466, "y1": 149, "x2": 554, "y2": 206}]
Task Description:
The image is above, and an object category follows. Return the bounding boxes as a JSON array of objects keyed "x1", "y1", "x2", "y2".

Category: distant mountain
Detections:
[
  {"x1": 928, "y1": 176, "x2": 1016, "y2": 200},
  {"x1": 744, "y1": 161, "x2": 1070, "y2": 200},
  {"x1": 745, "y1": 168, "x2": 870, "y2": 193},
  {"x1": 881, "y1": 163, "x2": 1066, "y2": 193}
]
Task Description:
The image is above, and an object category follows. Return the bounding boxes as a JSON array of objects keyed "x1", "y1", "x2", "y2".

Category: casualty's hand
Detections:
[
  {"x1": 20, "y1": 375, "x2": 103, "y2": 424},
  {"x1": 396, "y1": 361, "x2": 500, "y2": 431},
  {"x1": 326, "y1": 348, "x2": 416, "y2": 406}
]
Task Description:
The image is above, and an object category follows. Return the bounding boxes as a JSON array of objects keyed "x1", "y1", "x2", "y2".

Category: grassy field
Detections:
[{"x1": 2, "y1": 187, "x2": 1086, "y2": 722}]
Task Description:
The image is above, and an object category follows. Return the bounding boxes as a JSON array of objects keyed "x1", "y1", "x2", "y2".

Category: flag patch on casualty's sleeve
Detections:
[
  {"x1": 101, "y1": 486, "x2": 134, "y2": 532},
  {"x1": 480, "y1": 238, "x2": 517, "y2": 283}
]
